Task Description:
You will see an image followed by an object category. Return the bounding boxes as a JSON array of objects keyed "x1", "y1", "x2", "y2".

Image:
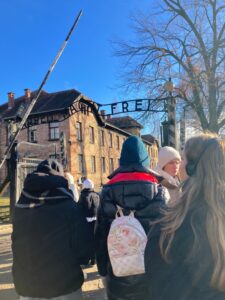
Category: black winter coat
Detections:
[
  {"x1": 78, "y1": 188, "x2": 100, "y2": 218},
  {"x1": 144, "y1": 203, "x2": 225, "y2": 300},
  {"x1": 95, "y1": 165, "x2": 166, "y2": 300},
  {"x1": 12, "y1": 171, "x2": 93, "y2": 298}
]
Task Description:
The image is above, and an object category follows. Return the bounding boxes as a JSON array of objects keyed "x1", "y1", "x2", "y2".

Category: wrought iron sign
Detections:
[
  {"x1": 99, "y1": 98, "x2": 167, "y2": 116},
  {"x1": 22, "y1": 101, "x2": 97, "y2": 129},
  {"x1": 9, "y1": 97, "x2": 168, "y2": 129}
]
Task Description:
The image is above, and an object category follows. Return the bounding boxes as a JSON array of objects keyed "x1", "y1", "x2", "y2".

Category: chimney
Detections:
[
  {"x1": 7, "y1": 92, "x2": 15, "y2": 110},
  {"x1": 100, "y1": 110, "x2": 106, "y2": 120},
  {"x1": 24, "y1": 88, "x2": 31, "y2": 100}
]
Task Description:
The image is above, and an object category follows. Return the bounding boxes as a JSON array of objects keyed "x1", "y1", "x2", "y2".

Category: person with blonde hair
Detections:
[{"x1": 145, "y1": 133, "x2": 225, "y2": 300}]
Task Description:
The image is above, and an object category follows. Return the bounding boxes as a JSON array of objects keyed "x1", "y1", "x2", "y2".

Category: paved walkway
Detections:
[{"x1": 0, "y1": 224, "x2": 106, "y2": 300}]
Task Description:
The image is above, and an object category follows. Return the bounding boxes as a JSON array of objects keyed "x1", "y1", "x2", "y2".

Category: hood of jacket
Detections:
[
  {"x1": 17, "y1": 159, "x2": 73, "y2": 208},
  {"x1": 24, "y1": 172, "x2": 68, "y2": 193}
]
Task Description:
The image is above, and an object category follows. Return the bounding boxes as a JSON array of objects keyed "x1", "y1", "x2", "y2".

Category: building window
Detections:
[
  {"x1": 76, "y1": 122, "x2": 82, "y2": 141},
  {"x1": 116, "y1": 135, "x2": 120, "y2": 150},
  {"x1": 109, "y1": 132, "x2": 113, "y2": 148},
  {"x1": 28, "y1": 126, "x2": 37, "y2": 143},
  {"x1": 78, "y1": 154, "x2": 84, "y2": 173},
  {"x1": 91, "y1": 156, "x2": 96, "y2": 173},
  {"x1": 49, "y1": 122, "x2": 59, "y2": 140},
  {"x1": 100, "y1": 130, "x2": 105, "y2": 146},
  {"x1": 109, "y1": 158, "x2": 114, "y2": 173},
  {"x1": 101, "y1": 157, "x2": 106, "y2": 173},
  {"x1": 89, "y1": 126, "x2": 95, "y2": 144},
  {"x1": 118, "y1": 159, "x2": 120, "y2": 167}
]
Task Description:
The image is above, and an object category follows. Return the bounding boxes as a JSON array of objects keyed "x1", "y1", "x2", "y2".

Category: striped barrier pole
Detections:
[{"x1": 167, "y1": 94, "x2": 177, "y2": 148}]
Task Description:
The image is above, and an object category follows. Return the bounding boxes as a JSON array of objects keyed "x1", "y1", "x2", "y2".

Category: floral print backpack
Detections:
[{"x1": 107, "y1": 205, "x2": 147, "y2": 277}]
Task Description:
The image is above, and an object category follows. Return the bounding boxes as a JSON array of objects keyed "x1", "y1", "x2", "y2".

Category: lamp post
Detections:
[{"x1": 164, "y1": 77, "x2": 177, "y2": 149}]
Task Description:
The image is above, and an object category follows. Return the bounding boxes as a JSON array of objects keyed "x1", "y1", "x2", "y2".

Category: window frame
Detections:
[
  {"x1": 49, "y1": 121, "x2": 59, "y2": 141},
  {"x1": 116, "y1": 135, "x2": 120, "y2": 150},
  {"x1": 91, "y1": 155, "x2": 96, "y2": 173},
  {"x1": 100, "y1": 130, "x2": 105, "y2": 146},
  {"x1": 78, "y1": 154, "x2": 84, "y2": 173},
  {"x1": 109, "y1": 132, "x2": 113, "y2": 148},
  {"x1": 109, "y1": 158, "x2": 114, "y2": 173},
  {"x1": 89, "y1": 126, "x2": 95, "y2": 144},
  {"x1": 101, "y1": 157, "x2": 106, "y2": 173},
  {"x1": 76, "y1": 122, "x2": 82, "y2": 142},
  {"x1": 28, "y1": 125, "x2": 37, "y2": 143}
]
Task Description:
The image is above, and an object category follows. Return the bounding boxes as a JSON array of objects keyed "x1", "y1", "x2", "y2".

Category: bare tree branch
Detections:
[{"x1": 114, "y1": 0, "x2": 225, "y2": 132}]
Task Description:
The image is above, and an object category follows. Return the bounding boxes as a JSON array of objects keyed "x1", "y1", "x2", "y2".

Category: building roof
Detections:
[
  {"x1": 0, "y1": 89, "x2": 81, "y2": 119},
  {"x1": 106, "y1": 116, "x2": 143, "y2": 129},
  {"x1": 0, "y1": 88, "x2": 155, "y2": 145},
  {"x1": 141, "y1": 134, "x2": 159, "y2": 147}
]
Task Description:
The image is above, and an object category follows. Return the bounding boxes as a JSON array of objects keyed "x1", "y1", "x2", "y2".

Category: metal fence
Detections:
[
  {"x1": 16, "y1": 157, "x2": 43, "y2": 202},
  {"x1": 0, "y1": 141, "x2": 58, "y2": 222}
]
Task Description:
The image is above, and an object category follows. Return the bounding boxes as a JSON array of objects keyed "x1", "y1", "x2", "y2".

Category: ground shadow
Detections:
[{"x1": 0, "y1": 250, "x2": 19, "y2": 300}]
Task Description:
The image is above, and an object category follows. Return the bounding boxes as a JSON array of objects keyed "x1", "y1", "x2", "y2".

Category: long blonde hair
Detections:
[{"x1": 159, "y1": 132, "x2": 225, "y2": 291}]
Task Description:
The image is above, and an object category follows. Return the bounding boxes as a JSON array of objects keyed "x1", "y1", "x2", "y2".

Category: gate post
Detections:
[
  {"x1": 180, "y1": 109, "x2": 186, "y2": 150},
  {"x1": 164, "y1": 78, "x2": 177, "y2": 149},
  {"x1": 167, "y1": 95, "x2": 177, "y2": 148},
  {"x1": 9, "y1": 141, "x2": 18, "y2": 218}
]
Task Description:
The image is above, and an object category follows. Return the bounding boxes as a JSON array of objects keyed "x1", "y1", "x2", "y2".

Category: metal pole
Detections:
[
  {"x1": 0, "y1": 9, "x2": 83, "y2": 169},
  {"x1": 180, "y1": 107, "x2": 186, "y2": 150},
  {"x1": 167, "y1": 78, "x2": 177, "y2": 148},
  {"x1": 9, "y1": 142, "x2": 17, "y2": 219}
]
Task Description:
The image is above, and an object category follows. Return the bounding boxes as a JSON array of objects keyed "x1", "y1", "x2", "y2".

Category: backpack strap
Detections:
[
  {"x1": 116, "y1": 205, "x2": 124, "y2": 218},
  {"x1": 116, "y1": 205, "x2": 135, "y2": 218}
]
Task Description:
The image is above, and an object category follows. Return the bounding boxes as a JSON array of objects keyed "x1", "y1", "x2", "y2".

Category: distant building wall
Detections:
[{"x1": 0, "y1": 97, "x2": 158, "y2": 193}]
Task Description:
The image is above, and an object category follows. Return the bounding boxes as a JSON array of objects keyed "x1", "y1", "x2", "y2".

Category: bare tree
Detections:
[{"x1": 115, "y1": 0, "x2": 225, "y2": 133}]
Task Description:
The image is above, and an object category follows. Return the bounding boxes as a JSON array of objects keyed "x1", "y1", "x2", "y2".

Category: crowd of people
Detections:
[{"x1": 11, "y1": 132, "x2": 225, "y2": 300}]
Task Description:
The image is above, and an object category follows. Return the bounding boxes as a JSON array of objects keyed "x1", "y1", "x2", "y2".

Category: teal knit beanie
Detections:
[{"x1": 119, "y1": 136, "x2": 150, "y2": 167}]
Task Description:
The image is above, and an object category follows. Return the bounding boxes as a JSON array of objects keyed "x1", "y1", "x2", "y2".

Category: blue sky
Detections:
[{"x1": 0, "y1": 0, "x2": 153, "y2": 105}]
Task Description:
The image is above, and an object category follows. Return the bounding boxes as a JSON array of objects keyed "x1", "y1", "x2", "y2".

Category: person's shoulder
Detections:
[{"x1": 154, "y1": 184, "x2": 170, "y2": 202}]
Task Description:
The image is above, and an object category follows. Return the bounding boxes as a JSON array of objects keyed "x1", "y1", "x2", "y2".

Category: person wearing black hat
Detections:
[
  {"x1": 12, "y1": 159, "x2": 93, "y2": 300},
  {"x1": 95, "y1": 136, "x2": 167, "y2": 300}
]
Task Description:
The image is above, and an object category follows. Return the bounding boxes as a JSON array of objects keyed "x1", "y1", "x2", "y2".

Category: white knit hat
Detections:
[
  {"x1": 157, "y1": 146, "x2": 181, "y2": 169},
  {"x1": 82, "y1": 179, "x2": 94, "y2": 189}
]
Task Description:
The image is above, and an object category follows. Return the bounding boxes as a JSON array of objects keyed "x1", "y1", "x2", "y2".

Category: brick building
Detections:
[{"x1": 0, "y1": 89, "x2": 159, "y2": 191}]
